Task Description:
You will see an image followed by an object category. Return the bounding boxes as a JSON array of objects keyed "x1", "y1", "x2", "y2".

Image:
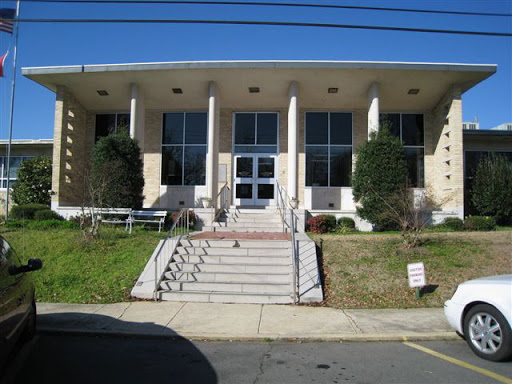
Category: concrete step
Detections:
[
  {"x1": 175, "y1": 246, "x2": 291, "y2": 256},
  {"x1": 220, "y1": 222, "x2": 283, "y2": 228},
  {"x1": 165, "y1": 270, "x2": 291, "y2": 283},
  {"x1": 157, "y1": 290, "x2": 293, "y2": 304},
  {"x1": 180, "y1": 239, "x2": 290, "y2": 248},
  {"x1": 160, "y1": 280, "x2": 291, "y2": 294},
  {"x1": 171, "y1": 254, "x2": 291, "y2": 265},
  {"x1": 211, "y1": 227, "x2": 286, "y2": 233},
  {"x1": 168, "y1": 262, "x2": 291, "y2": 274},
  {"x1": 224, "y1": 217, "x2": 283, "y2": 224}
]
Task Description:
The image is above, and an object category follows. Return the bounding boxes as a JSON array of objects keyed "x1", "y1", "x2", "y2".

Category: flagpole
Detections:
[{"x1": 5, "y1": 0, "x2": 20, "y2": 220}]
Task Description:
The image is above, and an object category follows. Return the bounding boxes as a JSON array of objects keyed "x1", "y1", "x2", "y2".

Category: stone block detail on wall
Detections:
[{"x1": 52, "y1": 86, "x2": 88, "y2": 207}]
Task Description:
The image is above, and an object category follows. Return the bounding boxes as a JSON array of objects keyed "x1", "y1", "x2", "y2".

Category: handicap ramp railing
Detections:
[{"x1": 153, "y1": 209, "x2": 190, "y2": 301}]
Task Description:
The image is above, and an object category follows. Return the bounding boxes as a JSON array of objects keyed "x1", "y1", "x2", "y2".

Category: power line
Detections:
[
  {"x1": 21, "y1": 0, "x2": 512, "y2": 18},
  {"x1": 11, "y1": 18, "x2": 512, "y2": 36}
]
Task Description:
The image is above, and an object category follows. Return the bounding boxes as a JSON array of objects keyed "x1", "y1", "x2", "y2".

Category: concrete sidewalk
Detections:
[{"x1": 37, "y1": 302, "x2": 459, "y2": 342}]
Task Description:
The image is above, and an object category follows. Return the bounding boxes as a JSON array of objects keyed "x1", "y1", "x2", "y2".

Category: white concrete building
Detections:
[{"x1": 22, "y1": 60, "x2": 496, "y2": 228}]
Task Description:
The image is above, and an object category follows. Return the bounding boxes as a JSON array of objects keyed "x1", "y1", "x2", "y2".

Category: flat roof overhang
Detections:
[{"x1": 22, "y1": 60, "x2": 497, "y2": 111}]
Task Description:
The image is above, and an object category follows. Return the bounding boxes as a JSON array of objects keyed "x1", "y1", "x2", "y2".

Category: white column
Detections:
[
  {"x1": 130, "y1": 83, "x2": 138, "y2": 139},
  {"x1": 206, "y1": 81, "x2": 218, "y2": 203},
  {"x1": 288, "y1": 81, "x2": 299, "y2": 203},
  {"x1": 367, "y1": 82, "x2": 380, "y2": 140}
]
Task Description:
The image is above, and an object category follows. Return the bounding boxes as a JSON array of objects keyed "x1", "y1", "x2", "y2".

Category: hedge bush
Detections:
[
  {"x1": 5, "y1": 219, "x2": 78, "y2": 230},
  {"x1": 324, "y1": 215, "x2": 337, "y2": 232},
  {"x1": 10, "y1": 204, "x2": 49, "y2": 220},
  {"x1": 464, "y1": 216, "x2": 496, "y2": 231},
  {"x1": 307, "y1": 215, "x2": 332, "y2": 234},
  {"x1": 34, "y1": 209, "x2": 63, "y2": 221},
  {"x1": 11, "y1": 156, "x2": 52, "y2": 206},
  {"x1": 335, "y1": 217, "x2": 356, "y2": 233},
  {"x1": 440, "y1": 217, "x2": 464, "y2": 231},
  {"x1": 351, "y1": 127, "x2": 408, "y2": 230},
  {"x1": 471, "y1": 154, "x2": 512, "y2": 224},
  {"x1": 337, "y1": 217, "x2": 356, "y2": 229}
]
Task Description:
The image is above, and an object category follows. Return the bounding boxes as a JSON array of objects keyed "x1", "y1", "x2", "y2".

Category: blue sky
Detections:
[{"x1": 1, "y1": 0, "x2": 511, "y2": 139}]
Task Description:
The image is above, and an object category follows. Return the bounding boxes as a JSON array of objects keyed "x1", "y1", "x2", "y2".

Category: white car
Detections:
[{"x1": 444, "y1": 274, "x2": 512, "y2": 362}]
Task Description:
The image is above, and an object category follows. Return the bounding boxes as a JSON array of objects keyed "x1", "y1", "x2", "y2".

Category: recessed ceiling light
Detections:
[
  {"x1": 249, "y1": 87, "x2": 260, "y2": 93},
  {"x1": 172, "y1": 88, "x2": 183, "y2": 94},
  {"x1": 408, "y1": 89, "x2": 420, "y2": 95},
  {"x1": 97, "y1": 90, "x2": 109, "y2": 96},
  {"x1": 328, "y1": 88, "x2": 338, "y2": 94}
]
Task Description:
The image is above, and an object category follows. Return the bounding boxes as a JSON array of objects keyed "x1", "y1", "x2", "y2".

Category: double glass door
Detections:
[{"x1": 234, "y1": 154, "x2": 277, "y2": 206}]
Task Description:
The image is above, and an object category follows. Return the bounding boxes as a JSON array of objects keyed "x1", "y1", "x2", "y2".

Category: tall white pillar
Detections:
[
  {"x1": 367, "y1": 82, "x2": 380, "y2": 140},
  {"x1": 130, "y1": 83, "x2": 138, "y2": 139},
  {"x1": 288, "y1": 81, "x2": 299, "y2": 203},
  {"x1": 206, "y1": 81, "x2": 218, "y2": 203}
]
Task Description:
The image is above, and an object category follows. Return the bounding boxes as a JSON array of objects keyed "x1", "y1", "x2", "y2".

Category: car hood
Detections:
[{"x1": 462, "y1": 274, "x2": 512, "y2": 286}]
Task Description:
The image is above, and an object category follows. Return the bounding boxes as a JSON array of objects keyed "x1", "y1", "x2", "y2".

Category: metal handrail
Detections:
[
  {"x1": 275, "y1": 181, "x2": 289, "y2": 233},
  {"x1": 212, "y1": 182, "x2": 229, "y2": 225},
  {"x1": 290, "y1": 207, "x2": 299, "y2": 304},
  {"x1": 153, "y1": 208, "x2": 190, "y2": 301}
]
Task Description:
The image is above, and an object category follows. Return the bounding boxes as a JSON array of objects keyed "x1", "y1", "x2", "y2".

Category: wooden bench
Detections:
[
  {"x1": 129, "y1": 210, "x2": 167, "y2": 232},
  {"x1": 96, "y1": 208, "x2": 132, "y2": 231}
]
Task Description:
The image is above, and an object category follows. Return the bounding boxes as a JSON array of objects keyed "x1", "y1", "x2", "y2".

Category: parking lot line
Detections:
[{"x1": 402, "y1": 341, "x2": 512, "y2": 384}]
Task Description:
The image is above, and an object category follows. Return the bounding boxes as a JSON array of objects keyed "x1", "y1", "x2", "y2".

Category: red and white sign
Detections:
[{"x1": 407, "y1": 262, "x2": 426, "y2": 288}]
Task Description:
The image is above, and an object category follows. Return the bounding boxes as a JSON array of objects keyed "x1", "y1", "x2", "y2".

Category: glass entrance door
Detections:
[{"x1": 234, "y1": 155, "x2": 277, "y2": 206}]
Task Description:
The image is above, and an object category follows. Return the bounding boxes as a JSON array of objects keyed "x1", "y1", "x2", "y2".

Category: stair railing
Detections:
[
  {"x1": 290, "y1": 207, "x2": 300, "y2": 304},
  {"x1": 154, "y1": 208, "x2": 190, "y2": 301},
  {"x1": 276, "y1": 181, "x2": 289, "y2": 233},
  {"x1": 212, "y1": 182, "x2": 229, "y2": 225}
]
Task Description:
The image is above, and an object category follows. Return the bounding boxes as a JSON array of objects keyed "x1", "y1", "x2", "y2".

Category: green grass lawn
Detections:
[
  {"x1": 312, "y1": 231, "x2": 512, "y2": 309},
  {"x1": 1, "y1": 226, "x2": 166, "y2": 304}
]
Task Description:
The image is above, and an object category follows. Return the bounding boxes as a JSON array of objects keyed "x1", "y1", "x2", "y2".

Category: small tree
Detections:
[
  {"x1": 352, "y1": 127, "x2": 408, "y2": 230},
  {"x1": 11, "y1": 156, "x2": 52, "y2": 206},
  {"x1": 471, "y1": 154, "x2": 512, "y2": 224},
  {"x1": 90, "y1": 132, "x2": 144, "y2": 209},
  {"x1": 374, "y1": 187, "x2": 438, "y2": 248}
]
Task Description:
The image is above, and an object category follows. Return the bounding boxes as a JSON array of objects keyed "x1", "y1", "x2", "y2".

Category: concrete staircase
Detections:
[
  {"x1": 157, "y1": 238, "x2": 293, "y2": 304},
  {"x1": 206, "y1": 207, "x2": 285, "y2": 233}
]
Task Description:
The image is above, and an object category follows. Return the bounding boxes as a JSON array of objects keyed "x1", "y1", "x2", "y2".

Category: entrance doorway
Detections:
[{"x1": 233, "y1": 154, "x2": 277, "y2": 206}]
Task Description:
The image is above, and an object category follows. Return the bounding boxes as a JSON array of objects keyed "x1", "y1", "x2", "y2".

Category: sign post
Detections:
[{"x1": 407, "y1": 262, "x2": 426, "y2": 299}]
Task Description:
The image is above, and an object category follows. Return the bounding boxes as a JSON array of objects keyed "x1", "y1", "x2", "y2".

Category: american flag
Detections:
[
  {"x1": 0, "y1": 52, "x2": 7, "y2": 77},
  {"x1": 0, "y1": 8, "x2": 16, "y2": 34}
]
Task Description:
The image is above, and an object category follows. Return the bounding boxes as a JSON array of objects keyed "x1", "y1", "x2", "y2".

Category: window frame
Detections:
[
  {"x1": 94, "y1": 112, "x2": 131, "y2": 142},
  {"x1": 380, "y1": 112, "x2": 426, "y2": 188},
  {"x1": 0, "y1": 156, "x2": 34, "y2": 190},
  {"x1": 304, "y1": 111, "x2": 354, "y2": 188},
  {"x1": 160, "y1": 111, "x2": 209, "y2": 187},
  {"x1": 232, "y1": 112, "x2": 280, "y2": 155}
]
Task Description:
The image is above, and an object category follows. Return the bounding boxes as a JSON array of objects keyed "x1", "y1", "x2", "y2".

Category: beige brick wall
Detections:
[
  {"x1": 426, "y1": 86, "x2": 464, "y2": 215},
  {"x1": 142, "y1": 111, "x2": 162, "y2": 207},
  {"x1": 52, "y1": 87, "x2": 88, "y2": 207}
]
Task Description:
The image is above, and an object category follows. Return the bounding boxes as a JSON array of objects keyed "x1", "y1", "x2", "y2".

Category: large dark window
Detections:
[
  {"x1": 161, "y1": 112, "x2": 207, "y2": 186},
  {"x1": 234, "y1": 113, "x2": 278, "y2": 153},
  {"x1": 95, "y1": 113, "x2": 130, "y2": 142},
  {"x1": 380, "y1": 113, "x2": 425, "y2": 187},
  {"x1": 305, "y1": 112, "x2": 352, "y2": 187}
]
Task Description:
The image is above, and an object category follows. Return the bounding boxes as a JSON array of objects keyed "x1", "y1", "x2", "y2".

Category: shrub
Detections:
[
  {"x1": 90, "y1": 133, "x2": 144, "y2": 209},
  {"x1": 5, "y1": 219, "x2": 78, "y2": 230},
  {"x1": 34, "y1": 209, "x2": 63, "y2": 221},
  {"x1": 171, "y1": 210, "x2": 197, "y2": 228},
  {"x1": 307, "y1": 215, "x2": 331, "y2": 234},
  {"x1": 10, "y1": 204, "x2": 49, "y2": 220},
  {"x1": 351, "y1": 126, "x2": 408, "y2": 230},
  {"x1": 464, "y1": 216, "x2": 496, "y2": 231},
  {"x1": 471, "y1": 154, "x2": 512, "y2": 225},
  {"x1": 11, "y1": 156, "x2": 52, "y2": 206},
  {"x1": 440, "y1": 217, "x2": 464, "y2": 231},
  {"x1": 324, "y1": 215, "x2": 337, "y2": 232},
  {"x1": 337, "y1": 217, "x2": 356, "y2": 229}
]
